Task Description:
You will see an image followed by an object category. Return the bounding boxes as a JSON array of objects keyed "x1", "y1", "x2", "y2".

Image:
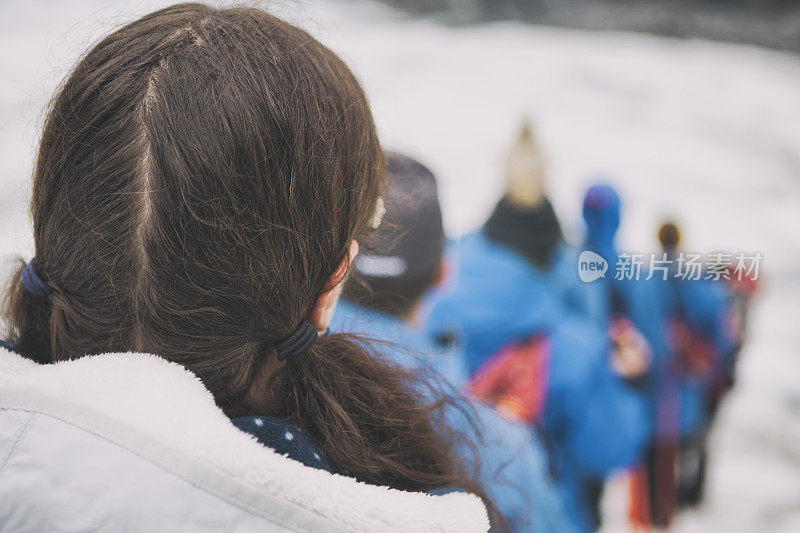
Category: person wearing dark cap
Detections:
[
  {"x1": 423, "y1": 124, "x2": 650, "y2": 533},
  {"x1": 344, "y1": 152, "x2": 449, "y2": 323},
  {"x1": 332, "y1": 151, "x2": 573, "y2": 533}
]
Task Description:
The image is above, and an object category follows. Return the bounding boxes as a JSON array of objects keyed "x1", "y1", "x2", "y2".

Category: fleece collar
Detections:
[{"x1": 0, "y1": 347, "x2": 489, "y2": 532}]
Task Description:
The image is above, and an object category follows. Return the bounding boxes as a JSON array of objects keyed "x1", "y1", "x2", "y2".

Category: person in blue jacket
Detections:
[
  {"x1": 572, "y1": 184, "x2": 686, "y2": 527},
  {"x1": 573, "y1": 185, "x2": 740, "y2": 527},
  {"x1": 647, "y1": 222, "x2": 741, "y2": 516},
  {"x1": 424, "y1": 125, "x2": 650, "y2": 532},
  {"x1": 333, "y1": 150, "x2": 574, "y2": 533}
]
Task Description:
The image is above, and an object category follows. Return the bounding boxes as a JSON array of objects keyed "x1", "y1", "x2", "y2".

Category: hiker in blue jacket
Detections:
[
  {"x1": 573, "y1": 184, "x2": 688, "y2": 527},
  {"x1": 574, "y1": 186, "x2": 741, "y2": 527},
  {"x1": 332, "y1": 150, "x2": 573, "y2": 533},
  {"x1": 644, "y1": 222, "x2": 742, "y2": 519},
  {"x1": 424, "y1": 124, "x2": 650, "y2": 532}
]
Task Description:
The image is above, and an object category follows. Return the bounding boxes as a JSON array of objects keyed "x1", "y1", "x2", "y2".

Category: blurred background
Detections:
[{"x1": 0, "y1": 1, "x2": 798, "y2": 531}]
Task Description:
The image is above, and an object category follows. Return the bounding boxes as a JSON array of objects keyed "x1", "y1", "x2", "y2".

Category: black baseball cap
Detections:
[{"x1": 346, "y1": 151, "x2": 444, "y2": 316}]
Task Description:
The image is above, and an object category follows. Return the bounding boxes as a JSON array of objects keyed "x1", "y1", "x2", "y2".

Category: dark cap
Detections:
[{"x1": 347, "y1": 151, "x2": 444, "y2": 315}]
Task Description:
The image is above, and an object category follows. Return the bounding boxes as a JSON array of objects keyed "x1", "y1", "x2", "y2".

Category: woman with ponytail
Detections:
[{"x1": 0, "y1": 4, "x2": 494, "y2": 531}]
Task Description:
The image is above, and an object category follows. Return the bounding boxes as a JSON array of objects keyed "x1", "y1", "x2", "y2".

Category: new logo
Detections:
[{"x1": 578, "y1": 251, "x2": 608, "y2": 282}]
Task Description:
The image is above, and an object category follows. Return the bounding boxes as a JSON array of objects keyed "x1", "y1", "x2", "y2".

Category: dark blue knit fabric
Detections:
[
  {"x1": 232, "y1": 416, "x2": 331, "y2": 471},
  {"x1": 232, "y1": 415, "x2": 467, "y2": 497},
  {"x1": 0, "y1": 340, "x2": 19, "y2": 354}
]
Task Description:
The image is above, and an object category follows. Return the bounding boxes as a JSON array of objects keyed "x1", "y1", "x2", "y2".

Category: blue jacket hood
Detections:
[{"x1": 582, "y1": 184, "x2": 620, "y2": 262}]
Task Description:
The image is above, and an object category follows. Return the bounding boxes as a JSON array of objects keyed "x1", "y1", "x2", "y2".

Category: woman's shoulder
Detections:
[{"x1": 0, "y1": 347, "x2": 489, "y2": 532}]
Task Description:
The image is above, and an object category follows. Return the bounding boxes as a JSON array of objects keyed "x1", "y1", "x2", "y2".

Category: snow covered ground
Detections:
[{"x1": 1, "y1": 1, "x2": 798, "y2": 530}]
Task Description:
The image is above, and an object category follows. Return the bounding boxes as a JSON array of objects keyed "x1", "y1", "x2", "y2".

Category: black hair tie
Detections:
[
  {"x1": 275, "y1": 318, "x2": 318, "y2": 361},
  {"x1": 21, "y1": 259, "x2": 50, "y2": 296}
]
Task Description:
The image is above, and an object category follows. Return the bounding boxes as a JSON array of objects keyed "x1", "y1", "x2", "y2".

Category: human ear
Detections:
[{"x1": 308, "y1": 240, "x2": 359, "y2": 332}]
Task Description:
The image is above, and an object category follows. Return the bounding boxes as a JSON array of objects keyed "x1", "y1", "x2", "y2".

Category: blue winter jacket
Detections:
[
  {"x1": 332, "y1": 300, "x2": 574, "y2": 533},
  {"x1": 423, "y1": 233, "x2": 649, "y2": 532},
  {"x1": 650, "y1": 273, "x2": 735, "y2": 436}
]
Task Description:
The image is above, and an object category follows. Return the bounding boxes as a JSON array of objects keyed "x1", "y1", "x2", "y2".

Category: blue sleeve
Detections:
[{"x1": 446, "y1": 401, "x2": 578, "y2": 533}]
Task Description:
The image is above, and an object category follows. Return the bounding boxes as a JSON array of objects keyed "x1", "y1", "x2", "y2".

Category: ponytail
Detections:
[
  {"x1": 277, "y1": 333, "x2": 458, "y2": 489},
  {"x1": 270, "y1": 333, "x2": 506, "y2": 528},
  {"x1": 3, "y1": 258, "x2": 129, "y2": 364},
  {"x1": 3, "y1": 259, "x2": 50, "y2": 363}
]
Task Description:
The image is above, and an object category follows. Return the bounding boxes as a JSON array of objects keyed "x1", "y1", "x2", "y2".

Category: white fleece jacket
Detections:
[{"x1": 0, "y1": 346, "x2": 489, "y2": 532}]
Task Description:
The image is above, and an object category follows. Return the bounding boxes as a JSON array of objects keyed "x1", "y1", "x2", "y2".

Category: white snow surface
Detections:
[{"x1": 1, "y1": 1, "x2": 798, "y2": 531}]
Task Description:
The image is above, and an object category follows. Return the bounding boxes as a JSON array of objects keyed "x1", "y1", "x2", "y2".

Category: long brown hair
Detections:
[{"x1": 2, "y1": 2, "x2": 497, "y2": 510}]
